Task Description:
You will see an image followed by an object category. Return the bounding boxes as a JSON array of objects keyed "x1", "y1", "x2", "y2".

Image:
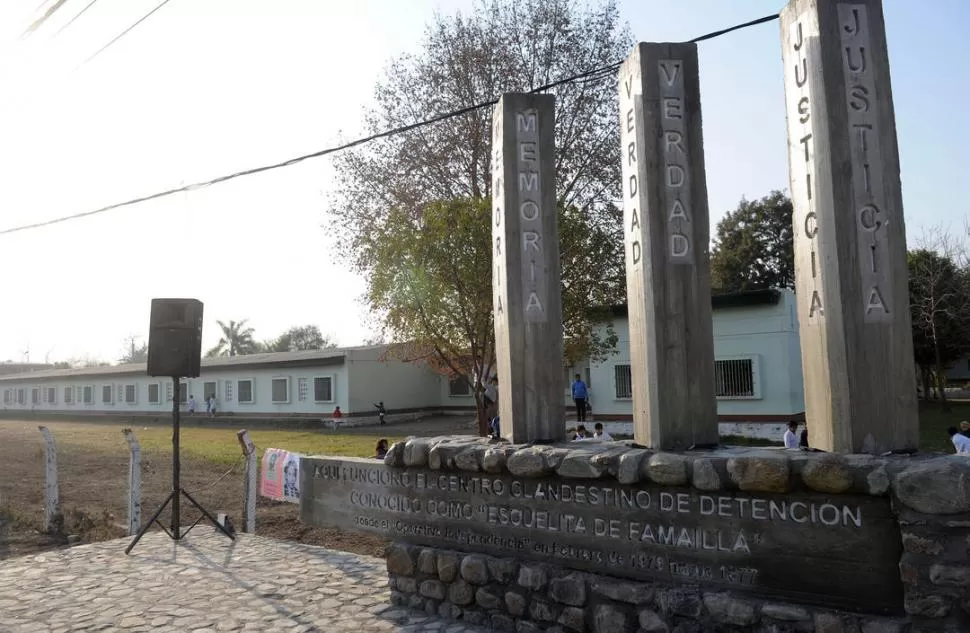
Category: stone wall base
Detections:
[{"x1": 386, "y1": 542, "x2": 946, "y2": 633}]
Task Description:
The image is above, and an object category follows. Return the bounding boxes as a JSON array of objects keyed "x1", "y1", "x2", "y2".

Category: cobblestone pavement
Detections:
[{"x1": 0, "y1": 531, "x2": 490, "y2": 633}]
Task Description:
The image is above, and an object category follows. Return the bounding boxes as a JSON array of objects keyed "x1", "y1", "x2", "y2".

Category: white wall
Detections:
[
  {"x1": 586, "y1": 290, "x2": 803, "y2": 421},
  {"x1": 346, "y1": 347, "x2": 441, "y2": 414}
]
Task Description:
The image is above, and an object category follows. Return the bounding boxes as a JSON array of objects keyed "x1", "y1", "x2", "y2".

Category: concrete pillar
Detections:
[
  {"x1": 617, "y1": 43, "x2": 718, "y2": 451},
  {"x1": 492, "y1": 93, "x2": 565, "y2": 443},
  {"x1": 237, "y1": 429, "x2": 257, "y2": 533},
  {"x1": 38, "y1": 426, "x2": 60, "y2": 533},
  {"x1": 781, "y1": 0, "x2": 918, "y2": 453},
  {"x1": 123, "y1": 428, "x2": 141, "y2": 535}
]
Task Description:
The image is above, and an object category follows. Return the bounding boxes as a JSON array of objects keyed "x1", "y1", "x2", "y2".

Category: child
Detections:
[
  {"x1": 374, "y1": 401, "x2": 386, "y2": 425},
  {"x1": 375, "y1": 439, "x2": 389, "y2": 459}
]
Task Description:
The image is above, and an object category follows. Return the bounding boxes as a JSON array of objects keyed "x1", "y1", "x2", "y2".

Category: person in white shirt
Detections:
[
  {"x1": 593, "y1": 422, "x2": 613, "y2": 441},
  {"x1": 783, "y1": 421, "x2": 800, "y2": 449},
  {"x1": 949, "y1": 427, "x2": 970, "y2": 454}
]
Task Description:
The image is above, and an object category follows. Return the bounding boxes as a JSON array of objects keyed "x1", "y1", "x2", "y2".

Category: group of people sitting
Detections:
[{"x1": 572, "y1": 422, "x2": 613, "y2": 441}]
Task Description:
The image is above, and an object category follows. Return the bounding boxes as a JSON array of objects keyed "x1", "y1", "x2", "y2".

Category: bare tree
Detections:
[{"x1": 909, "y1": 225, "x2": 970, "y2": 411}]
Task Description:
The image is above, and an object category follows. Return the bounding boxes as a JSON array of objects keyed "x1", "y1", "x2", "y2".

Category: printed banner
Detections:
[{"x1": 260, "y1": 448, "x2": 301, "y2": 503}]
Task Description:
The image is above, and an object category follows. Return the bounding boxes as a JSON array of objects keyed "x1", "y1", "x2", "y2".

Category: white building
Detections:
[{"x1": 0, "y1": 290, "x2": 805, "y2": 439}]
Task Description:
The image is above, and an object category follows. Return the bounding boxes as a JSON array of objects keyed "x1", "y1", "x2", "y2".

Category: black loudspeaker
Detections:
[{"x1": 147, "y1": 298, "x2": 204, "y2": 378}]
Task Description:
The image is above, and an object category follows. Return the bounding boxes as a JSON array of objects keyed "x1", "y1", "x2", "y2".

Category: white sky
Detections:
[{"x1": 0, "y1": 0, "x2": 966, "y2": 364}]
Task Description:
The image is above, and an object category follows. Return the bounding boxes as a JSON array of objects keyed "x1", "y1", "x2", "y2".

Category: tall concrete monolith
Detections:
[
  {"x1": 781, "y1": 0, "x2": 918, "y2": 453},
  {"x1": 491, "y1": 93, "x2": 565, "y2": 443},
  {"x1": 618, "y1": 43, "x2": 718, "y2": 450}
]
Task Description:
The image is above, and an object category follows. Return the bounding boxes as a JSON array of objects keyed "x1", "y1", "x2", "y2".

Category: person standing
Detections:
[
  {"x1": 483, "y1": 376, "x2": 498, "y2": 423},
  {"x1": 571, "y1": 374, "x2": 588, "y2": 423},
  {"x1": 187, "y1": 395, "x2": 196, "y2": 416},
  {"x1": 208, "y1": 395, "x2": 217, "y2": 417},
  {"x1": 783, "y1": 421, "x2": 800, "y2": 448},
  {"x1": 374, "y1": 401, "x2": 386, "y2": 425}
]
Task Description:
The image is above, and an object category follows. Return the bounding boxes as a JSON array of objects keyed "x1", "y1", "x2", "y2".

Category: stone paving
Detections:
[{"x1": 0, "y1": 531, "x2": 491, "y2": 633}]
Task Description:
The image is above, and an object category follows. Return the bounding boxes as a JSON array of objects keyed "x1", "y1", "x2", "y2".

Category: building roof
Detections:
[
  {"x1": 0, "y1": 345, "x2": 388, "y2": 383},
  {"x1": 606, "y1": 288, "x2": 784, "y2": 318}
]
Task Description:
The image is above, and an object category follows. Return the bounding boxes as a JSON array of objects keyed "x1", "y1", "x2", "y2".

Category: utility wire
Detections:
[
  {"x1": 52, "y1": 0, "x2": 101, "y2": 38},
  {"x1": 0, "y1": 13, "x2": 779, "y2": 238},
  {"x1": 76, "y1": 0, "x2": 173, "y2": 69}
]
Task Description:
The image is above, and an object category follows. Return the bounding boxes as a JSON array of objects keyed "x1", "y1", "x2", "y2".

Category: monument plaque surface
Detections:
[
  {"x1": 302, "y1": 456, "x2": 902, "y2": 613},
  {"x1": 780, "y1": 0, "x2": 918, "y2": 453}
]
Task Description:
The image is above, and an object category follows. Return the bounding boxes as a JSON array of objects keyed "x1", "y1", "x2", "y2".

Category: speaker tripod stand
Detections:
[{"x1": 125, "y1": 377, "x2": 235, "y2": 554}]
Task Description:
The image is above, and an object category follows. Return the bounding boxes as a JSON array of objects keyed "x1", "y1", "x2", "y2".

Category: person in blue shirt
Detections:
[{"x1": 571, "y1": 374, "x2": 588, "y2": 423}]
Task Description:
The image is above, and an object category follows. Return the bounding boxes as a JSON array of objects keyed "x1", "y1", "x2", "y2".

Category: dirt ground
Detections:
[{"x1": 0, "y1": 415, "x2": 477, "y2": 561}]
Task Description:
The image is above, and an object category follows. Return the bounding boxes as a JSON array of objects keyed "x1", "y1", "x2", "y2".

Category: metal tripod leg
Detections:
[
  {"x1": 180, "y1": 488, "x2": 236, "y2": 540},
  {"x1": 124, "y1": 489, "x2": 176, "y2": 555}
]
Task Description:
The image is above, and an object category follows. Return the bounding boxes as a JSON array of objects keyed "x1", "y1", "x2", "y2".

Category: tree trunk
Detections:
[
  {"x1": 919, "y1": 366, "x2": 932, "y2": 401},
  {"x1": 933, "y1": 341, "x2": 951, "y2": 412},
  {"x1": 474, "y1": 392, "x2": 489, "y2": 436}
]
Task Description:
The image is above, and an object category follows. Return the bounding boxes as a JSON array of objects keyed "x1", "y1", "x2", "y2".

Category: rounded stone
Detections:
[
  {"x1": 644, "y1": 453, "x2": 688, "y2": 486},
  {"x1": 385, "y1": 545, "x2": 415, "y2": 576},
  {"x1": 558, "y1": 606, "x2": 586, "y2": 632},
  {"x1": 403, "y1": 438, "x2": 432, "y2": 467},
  {"x1": 617, "y1": 449, "x2": 648, "y2": 485},
  {"x1": 460, "y1": 555, "x2": 490, "y2": 584},
  {"x1": 549, "y1": 572, "x2": 587, "y2": 607},
  {"x1": 395, "y1": 577, "x2": 417, "y2": 593},
  {"x1": 486, "y1": 557, "x2": 519, "y2": 584},
  {"x1": 929, "y1": 564, "x2": 970, "y2": 587},
  {"x1": 703, "y1": 593, "x2": 757, "y2": 627},
  {"x1": 437, "y1": 552, "x2": 459, "y2": 582},
  {"x1": 691, "y1": 458, "x2": 721, "y2": 491},
  {"x1": 419, "y1": 579, "x2": 445, "y2": 601},
  {"x1": 530, "y1": 598, "x2": 561, "y2": 622},
  {"x1": 638, "y1": 609, "x2": 668, "y2": 633},
  {"x1": 761, "y1": 603, "x2": 810, "y2": 621},
  {"x1": 438, "y1": 602, "x2": 462, "y2": 620},
  {"x1": 448, "y1": 580, "x2": 475, "y2": 605},
  {"x1": 506, "y1": 590, "x2": 528, "y2": 617},
  {"x1": 726, "y1": 452, "x2": 790, "y2": 493},
  {"x1": 417, "y1": 549, "x2": 437, "y2": 575},
  {"x1": 867, "y1": 465, "x2": 890, "y2": 496},
  {"x1": 507, "y1": 447, "x2": 550, "y2": 478},
  {"x1": 894, "y1": 457, "x2": 970, "y2": 514},
  {"x1": 483, "y1": 447, "x2": 509, "y2": 473},
  {"x1": 589, "y1": 578, "x2": 653, "y2": 605},
  {"x1": 557, "y1": 450, "x2": 607, "y2": 479},
  {"x1": 801, "y1": 456, "x2": 853, "y2": 493},
  {"x1": 491, "y1": 614, "x2": 516, "y2": 631},
  {"x1": 383, "y1": 441, "x2": 405, "y2": 467},
  {"x1": 475, "y1": 587, "x2": 503, "y2": 611},
  {"x1": 517, "y1": 564, "x2": 547, "y2": 590},
  {"x1": 455, "y1": 446, "x2": 482, "y2": 471},
  {"x1": 592, "y1": 604, "x2": 629, "y2": 633}
]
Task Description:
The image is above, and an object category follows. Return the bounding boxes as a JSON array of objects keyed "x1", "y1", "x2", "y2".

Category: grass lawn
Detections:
[{"x1": 918, "y1": 399, "x2": 970, "y2": 453}]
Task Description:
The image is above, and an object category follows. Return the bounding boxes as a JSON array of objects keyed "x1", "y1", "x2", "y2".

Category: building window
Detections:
[
  {"x1": 237, "y1": 379, "x2": 254, "y2": 404},
  {"x1": 102, "y1": 385, "x2": 113, "y2": 404},
  {"x1": 313, "y1": 376, "x2": 333, "y2": 403},
  {"x1": 17, "y1": 388, "x2": 25, "y2": 405},
  {"x1": 179, "y1": 382, "x2": 189, "y2": 405},
  {"x1": 225, "y1": 380, "x2": 233, "y2": 402},
  {"x1": 714, "y1": 358, "x2": 758, "y2": 399},
  {"x1": 148, "y1": 383, "x2": 160, "y2": 404},
  {"x1": 297, "y1": 377, "x2": 308, "y2": 402},
  {"x1": 614, "y1": 365, "x2": 633, "y2": 399},
  {"x1": 449, "y1": 376, "x2": 470, "y2": 397},
  {"x1": 64, "y1": 386, "x2": 73, "y2": 404},
  {"x1": 2, "y1": 389, "x2": 10, "y2": 405},
  {"x1": 45, "y1": 387, "x2": 56, "y2": 404},
  {"x1": 82, "y1": 385, "x2": 94, "y2": 405},
  {"x1": 271, "y1": 378, "x2": 290, "y2": 404},
  {"x1": 125, "y1": 384, "x2": 137, "y2": 404},
  {"x1": 203, "y1": 381, "x2": 217, "y2": 401},
  {"x1": 31, "y1": 388, "x2": 40, "y2": 405},
  {"x1": 166, "y1": 382, "x2": 173, "y2": 402}
]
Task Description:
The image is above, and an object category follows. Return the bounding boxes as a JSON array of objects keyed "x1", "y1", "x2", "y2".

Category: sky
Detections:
[{"x1": 0, "y1": 0, "x2": 966, "y2": 365}]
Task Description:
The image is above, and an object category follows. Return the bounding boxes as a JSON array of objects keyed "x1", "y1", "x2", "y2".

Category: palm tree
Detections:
[{"x1": 206, "y1": 320, "x2": 259, "y2": 357}]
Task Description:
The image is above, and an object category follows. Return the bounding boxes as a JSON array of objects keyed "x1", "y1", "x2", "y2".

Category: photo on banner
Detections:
[{"x1": 260, "y1": 447, "x2": 302, "y2": 504}]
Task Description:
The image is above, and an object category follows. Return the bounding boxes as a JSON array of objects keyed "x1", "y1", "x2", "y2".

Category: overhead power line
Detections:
[
  {"x1": 52, "y1": 0, "x2": 101, "y2": 38},
  {"x1": 0, "y1": 13, "x2": 779, "y2": 238},
  {"x1": 77, "y1": 0, "x2": 174, "y2": 69}
]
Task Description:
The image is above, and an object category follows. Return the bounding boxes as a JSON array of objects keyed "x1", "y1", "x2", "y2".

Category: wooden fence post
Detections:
[
  {"x1": 122, "y1": 428, "x2": 141, "y2": 535},
  {"x1": 237, "y1": 430, "x2": 257, "y2": 534},
  {"x1": 38, "y1": 426, "x2": 60, "y2": 534}
]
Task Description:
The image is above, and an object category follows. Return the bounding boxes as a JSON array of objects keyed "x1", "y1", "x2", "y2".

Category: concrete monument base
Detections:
[{"x1": 301, "y1": 437, "x2": 970, "y2": 632}]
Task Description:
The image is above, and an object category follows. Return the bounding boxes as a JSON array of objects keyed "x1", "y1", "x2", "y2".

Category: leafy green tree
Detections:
[
  {"x1": 710, "y1": 191, "x2": 795, "y2": 293},
  {"x1": 265, "y1": 325, "x2": 337, "y2": 352},
  {"x1": 908, "y1": 244, "x2": 970, "y2": 411},
  {"x1": 369, "y1": 197, "x2": 618, "y2": 435},
  {"x1": 206, "y1": 319, "x2": 258, "y2": 357}
]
